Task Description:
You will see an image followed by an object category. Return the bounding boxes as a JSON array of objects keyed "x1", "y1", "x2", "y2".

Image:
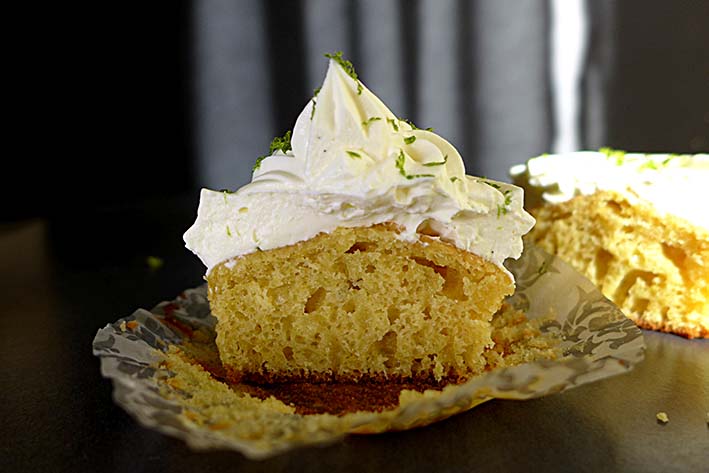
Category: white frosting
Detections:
[
  {"x1": 185, "y1": 60, "x2": 535, "y2": 279},
  {"x1": 510, "y1": 150, "x2": 709, "y2": 230}
]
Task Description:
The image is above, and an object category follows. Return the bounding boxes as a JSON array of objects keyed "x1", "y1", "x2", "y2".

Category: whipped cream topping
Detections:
[
  {"x1": 185, "y1": 59, "x2": 535, "y2": 279},
  {"x1": 510, "y1": 150, "x2": 709, "y2": 230}
]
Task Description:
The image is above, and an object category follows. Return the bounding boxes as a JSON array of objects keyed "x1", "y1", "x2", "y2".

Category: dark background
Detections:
[
  {"x1": 5, "y1": 0, "x2": 709, "y2": 222},
  {"x1": 6, "y1": 2, "x2": 195, "y2": 220}
]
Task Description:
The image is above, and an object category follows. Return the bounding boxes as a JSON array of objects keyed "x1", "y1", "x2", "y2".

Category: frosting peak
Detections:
[
  {"x1": 185, "y1": 58, "x2": 535, "y2": 279},
  {"x1": 250, "y1": 60, "x2": 464, "y2": 198}
]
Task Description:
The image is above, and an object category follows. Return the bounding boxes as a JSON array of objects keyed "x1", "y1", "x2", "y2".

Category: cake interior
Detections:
[
  {"x1": 528, "y1": 190, "x2": 709, "y2": 338},
  {"x1": 207, "y1": 223, "x2": 514, "y2": 384}
]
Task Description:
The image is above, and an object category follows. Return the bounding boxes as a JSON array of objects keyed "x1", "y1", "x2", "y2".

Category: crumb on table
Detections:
[{"x1": 656, "y1": 412, "x2": 669, "y2": 424}]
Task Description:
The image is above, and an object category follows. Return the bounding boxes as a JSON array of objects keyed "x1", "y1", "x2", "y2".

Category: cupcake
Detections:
[{"x1": 185, "y1": 53, "x2": 535, "y2": 384}]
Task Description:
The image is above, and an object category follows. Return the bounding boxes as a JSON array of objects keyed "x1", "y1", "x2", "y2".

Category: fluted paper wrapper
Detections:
[{"x1": 93, "y1": 244, "x2": 644, "y2": 459}]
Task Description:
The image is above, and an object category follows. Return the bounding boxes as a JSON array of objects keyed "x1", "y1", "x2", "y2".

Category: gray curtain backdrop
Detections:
[
  {"x1": 194, "y1": 0, "x2": 553, "y2": 189},
  {"x1": 193, "y1": 0, "x2": 709, "y2": 191}
]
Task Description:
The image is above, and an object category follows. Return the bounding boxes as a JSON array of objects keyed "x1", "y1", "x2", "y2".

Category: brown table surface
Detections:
[{"x1": 2, "y1": 195, "x2": 707, "y2": 473}]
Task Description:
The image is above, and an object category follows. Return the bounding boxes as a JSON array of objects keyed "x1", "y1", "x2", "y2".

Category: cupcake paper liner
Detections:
[{"x1": 93, "y1": 244, "x2": 644, "y2": 459}]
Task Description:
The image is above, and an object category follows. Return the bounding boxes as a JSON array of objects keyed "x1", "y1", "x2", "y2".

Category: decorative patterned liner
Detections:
[{"x1": 93, "y1": 244, "x2": 645, "y2": 459}]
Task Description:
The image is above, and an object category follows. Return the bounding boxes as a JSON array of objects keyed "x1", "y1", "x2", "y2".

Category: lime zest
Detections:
[
  {"x1": 396, "y1": 150, "x2": 435, "y2": 180},
  {"x1": 324, "y1": 51, "x2": 363, "y2": 94},
  {"x1": 423, "y1": 155, "x2": 447, "y2": 167}
]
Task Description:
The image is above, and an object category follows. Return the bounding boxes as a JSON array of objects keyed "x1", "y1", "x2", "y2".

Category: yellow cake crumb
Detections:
[
  {"x1": 208, "y1": 224, "x2": 514, "y2": 383},
  {"x1": 528, "y1": 190, "x2": 709, "y2": 338},
  {"x1": 656, "y1": 412, "x2": 669, "y2": 423}
]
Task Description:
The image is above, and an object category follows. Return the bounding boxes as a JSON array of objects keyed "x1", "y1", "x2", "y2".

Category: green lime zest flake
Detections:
[
  {"x1": 346, "y1": 150, "x2": 362, "y2": 159},
  {"x1": 310, "y1": 87, "x2": 322, "y2": 119},
  {"x1": 450, "y1": 176, "x2": 460, "y2": 182},
  {"x1": 424, "y1": 155, "x2": 448, "y2": 167},
  {"x1": 324, "y1": 51, "x2": 362, "y2": 94},
  {"x1": 599, "y1": 147, "x2": 627, "y2": 165},
  {"x1": 362, "y1": 116, "x2": 382, "y2": 128},
  {"x1": 226, "y1": 225, "x2": 232, "y2": 237},
  {"x1": 395, "y1": 150, "x2": 406, "y2": 176},
  {"x1": 146, "y1": 256, "x2": 164, "y2": 271},
  {"x1": 662, "y1": 154, "x2": 681, "y2": 166},
  {"x1": 387, "y1": 118, "x2": 399, "y2": 132},
  {"x1": 639, "y1": 152, "x2": 683, "y2": 171},
  {"x1": 479, "y1": 179, "x2": 501, "y2": 189},
  {"x1": 254, "y1": 130, "x2": 293, "y2": 171},
  {"x1": 268, "y1": 130, "x2": 292, "y2": 154},
  {"x1": 641, "y1": 159, "x2": 659, "y2": 170},
  {"x1": 497, "y1": 190, "x2": 513, "y2": 217},
  {"x1": 252, "y1": 155, "x2": 266, "y2": 171},
  {"x1": 402, "y1": 118, "x2": 417, "y2": 129},
  {"x1": 402, "y1": 118, "x2": 434, "y2": 132},
  {"x1": 404, "y1": 135, "x2": 416, "y2": 145},
  {"x1": 396, "y1": 150, "x2": 435, "y2": 180}
]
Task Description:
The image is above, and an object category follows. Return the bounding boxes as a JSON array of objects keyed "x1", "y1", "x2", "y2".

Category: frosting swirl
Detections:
[{"x1": 185, "y1": 59, "x2": 535, "y2": 279}]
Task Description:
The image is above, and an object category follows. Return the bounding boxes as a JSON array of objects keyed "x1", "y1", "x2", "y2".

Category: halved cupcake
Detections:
[{"x1": 185, "y1": 54, "x2": 536, "y2": 384}]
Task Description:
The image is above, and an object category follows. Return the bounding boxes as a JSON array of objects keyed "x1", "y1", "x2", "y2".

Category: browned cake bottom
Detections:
[{"x1": 163, "y1": 302, "x2": 560, "y2": 416}]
